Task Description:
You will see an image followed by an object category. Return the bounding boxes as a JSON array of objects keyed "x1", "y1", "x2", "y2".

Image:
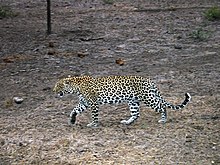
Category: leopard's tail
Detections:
[{"x1": 165, "y1": 93, "x2": 191, "y2": 110}]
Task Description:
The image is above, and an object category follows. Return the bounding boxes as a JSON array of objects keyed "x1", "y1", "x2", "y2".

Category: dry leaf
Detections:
[
  {"x1": 116, "y1": 58, "x2": 125, "y2": 65},
  {"x1": 77, "y1": 52, "x2": 89, "y2": 58}
]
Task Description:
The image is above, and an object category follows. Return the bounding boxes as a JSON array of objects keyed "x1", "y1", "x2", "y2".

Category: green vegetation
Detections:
[
  {"x1": 0, "y1": 6, "x2": 17, "y2": 18},
  {"x1": 190, "y1": 27, "x2": 210, "y2": 41},
  {"x1": 204, "y1": 6, "x2": 220, "y2": 21},
  {"x1": 102, "y1": 0, "x2": 114, "y2": 5},
  {"x1": 189, "y1": 6, "x2": 219, "y2": 41}
]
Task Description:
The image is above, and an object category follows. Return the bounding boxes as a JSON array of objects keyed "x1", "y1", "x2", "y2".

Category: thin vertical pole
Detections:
[{"x1": 47, "y1": 0, "x2": 51, "y2": 34}]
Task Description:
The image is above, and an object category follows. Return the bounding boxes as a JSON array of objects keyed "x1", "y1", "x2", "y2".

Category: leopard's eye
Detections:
[
  {"x1": 58, "y1": 91, "x2": 64, "y2": 97},
  {"x1": 65, "y1": 81, "x2": 70, "y2": 85}
]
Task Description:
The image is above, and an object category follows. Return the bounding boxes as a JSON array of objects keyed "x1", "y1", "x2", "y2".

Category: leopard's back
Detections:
[{"x1": 92, "y1": 76, "x2": 152, "y2": 104}]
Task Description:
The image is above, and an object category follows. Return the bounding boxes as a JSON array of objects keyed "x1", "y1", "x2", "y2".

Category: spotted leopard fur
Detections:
[{"x1": 53, "y1": 75, "x2": 191, "y2": 127}]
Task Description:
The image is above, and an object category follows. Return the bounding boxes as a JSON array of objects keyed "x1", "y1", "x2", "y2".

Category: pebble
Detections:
[
  {"x1": 0, "y1": 139, "x2": 5, "y2": 146},
  {"x1": 47, "y1": 49, "x2": 56, "y2": 55},
  {"x1": 174, "y1": 44, "x2": 182, "y2": 49},
  {"x1": 42, "y1": 87, "x2": 51, "y2": 91},
  {"x1": 48, "y1": 42, "x2": 54, "y2": 48},
  {"x1": 77, "y1": 51, "x2": 89, "y2": 58},
  {"x1": 185, "y1": 134, "x2": 192, "y2": 142},
  {"x1": 185, "y1": 134, "x2": 192, "y2": 138},
  {"x1": 205, "y1": 51, "x2": 217, "y2": 55},
  {"x1": 13, "y1": 97, "x2": 24, "y2": 104}
]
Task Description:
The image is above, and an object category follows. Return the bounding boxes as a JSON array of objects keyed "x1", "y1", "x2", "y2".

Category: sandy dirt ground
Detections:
[{"x1": 0, "y1": 0, "x2": 220, "y2": 164}]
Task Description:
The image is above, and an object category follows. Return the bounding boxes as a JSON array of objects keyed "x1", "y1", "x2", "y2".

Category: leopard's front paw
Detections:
[
  {"x1": 68, "y1": 112, "x2": 77, "y2": 125},
  {"x1": 68, "y1": 118, "x2": 76, "y2": 125},
  {"x1": 158, "y1": 118, "x2": 167, "y2": 124},
  {"x1": 87, "y1": 121, "x2": 99, "y2": 127}
]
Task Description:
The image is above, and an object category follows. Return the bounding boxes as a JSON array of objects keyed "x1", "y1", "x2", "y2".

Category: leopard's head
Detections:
[{"x1": 53, "y1": 78, "x2": 75, "y2": 98}]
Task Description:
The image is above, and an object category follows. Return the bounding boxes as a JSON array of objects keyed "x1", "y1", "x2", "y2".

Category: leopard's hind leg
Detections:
[
  {"x1": 87, "y1": 103, "x2": 99, "y2": 127},
  {"x1": 157, "y1": 108, "x2": 167, "y2": 123},
  {"x1": 142, "y1": 92, "x2": 167, "y2": 123}
]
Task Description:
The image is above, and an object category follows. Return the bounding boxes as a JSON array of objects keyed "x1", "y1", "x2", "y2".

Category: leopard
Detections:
[{"x1": 53, "y1": 75, "x2": 191, "y2": 127}]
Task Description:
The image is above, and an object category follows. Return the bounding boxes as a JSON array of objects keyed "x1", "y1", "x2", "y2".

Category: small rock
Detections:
[
  {"x1": 205, "y1": 51, "x2": 217, "y2": 55},
  {"x1": 0, "y1": 139, "x2": 5, "y2": 146},
  {"x1": 48, "y1": 49, "x2": 56, "y2": 55},
  {"x1": 43, "y1": 87, "x2": 51, "y2": 91},
  {"x1": 127, "y1": 37, "x2": 141, "y2": 42},
  {"x1": 185, "y1": 134, "x2": 192, "y2": 142},
  {"x1": 212, "y1": 146, "x2": 217, "y2": 150},
  {"x1": 13, "y1": 97, "x2": 24, "y2": 104},
  {"x1": 176, "y1": 35, "x2": 182, "y2": 40},
  {"x1": 18, "y1": 142, "x2": 23, "y2": 146},
  {"x1": 174, "y1": 44, "x2": 182, "y2": 49},
  {"x1": 185, "y1": 134, "x2": 192, "y2": 138},
  {"x1": 33, "y1": 48, "x2": 39, "y2": 52},
  {"x1": 185, "y1": 139, "x2": 192, "y2": 143},
  {"x1": 116, "y1": 44, "x2": 126, "y2": 50},
  {"x1": 48, "y1": 42, "x2": 54, "y2": 48}
]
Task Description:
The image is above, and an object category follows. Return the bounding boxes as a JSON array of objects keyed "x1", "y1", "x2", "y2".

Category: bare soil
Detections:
[{"x1": 0, "y1": 0, "x2": 220, "y2": 164}]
